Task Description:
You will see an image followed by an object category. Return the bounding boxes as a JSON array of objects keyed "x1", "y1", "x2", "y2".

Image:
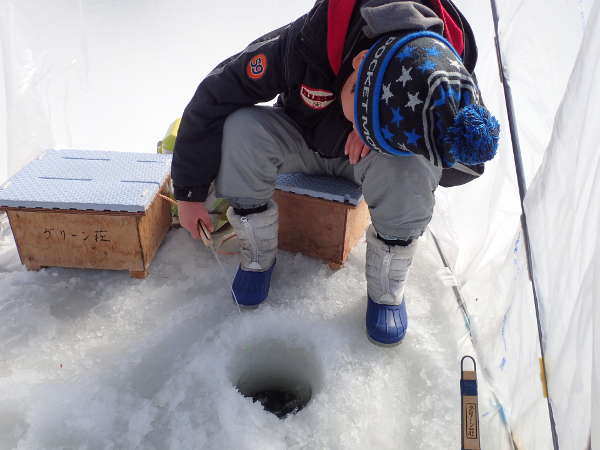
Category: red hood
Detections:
[
  {"x1": 427, "y1": 0, "x2": 464, "y2": 55},
  {"x1": 327, "y1": 0, "x2": 465, "y2": 75}
]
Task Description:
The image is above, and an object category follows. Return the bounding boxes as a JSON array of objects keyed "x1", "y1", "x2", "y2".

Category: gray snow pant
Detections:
[{"x1": 215, "y1": 106, "x2": 442, "y2": 241}]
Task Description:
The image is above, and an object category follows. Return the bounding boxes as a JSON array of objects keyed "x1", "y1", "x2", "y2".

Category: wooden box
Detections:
[
  {"x1": 3, "y1": 188, "x2": 171, "y2": 278},
  {"x1": 0, "y1": 150, "x2": 173, "y2": 278},
  {"x1": 273, "y1": 189, "x2": 370, "y2": 269}
]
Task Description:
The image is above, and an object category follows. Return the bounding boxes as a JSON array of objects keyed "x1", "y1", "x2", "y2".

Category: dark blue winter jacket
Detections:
[{"x1": 172, "y1": 0, "x2": 480, "y2": 202}]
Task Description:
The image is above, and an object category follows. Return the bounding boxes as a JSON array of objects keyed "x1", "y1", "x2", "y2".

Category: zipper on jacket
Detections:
[
  {"x1": 296, "y1": 39, "x2": 334, "y2": 80},
  {"x1": 241, "y1": 216, "x2": 261, "y2": 269},
  {"x1": 381, "y1": 249, "x2": 392, "y2": 296},
  {"x1": 341, "y1": 31, "x2": 363, "y2": 68}
]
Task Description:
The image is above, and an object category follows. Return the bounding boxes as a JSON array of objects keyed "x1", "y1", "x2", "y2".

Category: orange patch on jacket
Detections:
[{"x1": 246, "y1": 54, "x2": 268, "y2": 80}]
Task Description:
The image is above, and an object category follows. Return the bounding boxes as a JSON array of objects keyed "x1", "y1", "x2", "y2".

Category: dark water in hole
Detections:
[
  {"x1": 232, "y1": 338, "x2": 319, "y2": 420},
  {"x1": 246, "y1": 388, "x2": 310, "y2": 419}
]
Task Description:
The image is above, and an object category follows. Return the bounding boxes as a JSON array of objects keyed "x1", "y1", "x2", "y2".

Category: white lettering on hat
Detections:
[{"x1": 359, "y1": 36, "x2": 396, "y2": 152}]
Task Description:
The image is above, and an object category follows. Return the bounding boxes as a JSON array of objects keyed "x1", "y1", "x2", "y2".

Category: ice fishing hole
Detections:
[{"x1": 230, "y1": 338, "x2": 323, "y2": 419}]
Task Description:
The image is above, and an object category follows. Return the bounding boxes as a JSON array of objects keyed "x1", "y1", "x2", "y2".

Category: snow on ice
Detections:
[{"x1": 0, "y1": 221, "x2": 500, "y2": 449}]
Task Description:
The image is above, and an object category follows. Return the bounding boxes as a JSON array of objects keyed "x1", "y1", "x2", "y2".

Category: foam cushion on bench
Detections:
[
  {"x1": 0, "y1": 150, "x2": 172, "y2": 213},
  {"x1": 275, "y1": 173, "x2": 363, "y2": 206}
]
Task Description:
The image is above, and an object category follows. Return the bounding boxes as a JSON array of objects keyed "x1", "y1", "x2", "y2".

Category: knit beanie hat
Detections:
[{"x1": 354, "y1": 31, "x2": 500, "y2": 167}]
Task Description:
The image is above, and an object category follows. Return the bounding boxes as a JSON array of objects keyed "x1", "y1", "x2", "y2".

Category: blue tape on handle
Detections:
[{"x1": 461, "y1": 379, "x2": 478, "y2": 396}]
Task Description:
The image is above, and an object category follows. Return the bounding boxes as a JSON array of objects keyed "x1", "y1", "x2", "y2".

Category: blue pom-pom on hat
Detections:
[
  {"x1": 444, "y1": 104, "x2": 500, "y2": 165},
  {"x1": 354, "y1": 32, "x2": 501, "y2": 168}
]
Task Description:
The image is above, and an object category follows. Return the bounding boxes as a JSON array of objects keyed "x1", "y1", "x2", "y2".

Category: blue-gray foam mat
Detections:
[
  {"x1": 0, "y1": 149, "x2": 172, "y2": 213},
  {"x1": 275, "y1": 173, "x2": 363, "y2": 205}
]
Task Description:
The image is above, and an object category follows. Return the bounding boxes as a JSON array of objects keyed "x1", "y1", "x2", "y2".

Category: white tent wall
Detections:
[
  {"x1": 1, "y1": 41, "x2": 7, "y2": 184},
  {"x1": 431, "y1": 0, "x2": 592, "y2": 448},
  {"x1": 0, "y1": 0, "x2": 314, "y2": 180},
  {"x1": 0, "y1": 1, "x2": 78, "y2": 181},
  {"x1": 595, "y1": 300, "x2": 600, "y2": 449},
  {"x1": 524, "y1": 1, "x2": 599, "y2": 447}
]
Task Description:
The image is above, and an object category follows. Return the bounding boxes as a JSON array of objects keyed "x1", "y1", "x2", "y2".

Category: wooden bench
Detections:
[
  {"x1": 0, "y1": 150, "x2": 172, "y2": 278},
  {"x1": 274, "y1": 173, "x2": 370, "y2": 269}
]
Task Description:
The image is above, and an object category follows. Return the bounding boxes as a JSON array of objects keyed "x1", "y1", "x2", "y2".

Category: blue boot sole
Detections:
[
  {"x1": 365, "y1": 297, "x2": 408, "y2": 346},
  {"x1": 367, "y1": 334, "x2": 403, "y2": 347},
  {"x1": 231, "y1": 260, "x2": 276, "y2": 308}
]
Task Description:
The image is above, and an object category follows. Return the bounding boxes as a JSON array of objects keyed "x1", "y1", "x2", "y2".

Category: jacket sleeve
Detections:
[{"x1": 171, "y1": 26, "x2": 290, "y2": 202}]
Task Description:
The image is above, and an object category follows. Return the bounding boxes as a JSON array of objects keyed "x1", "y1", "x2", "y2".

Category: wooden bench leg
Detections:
[
  {"x1": 328, "y1": 262, "x2": 343, "y2": 271},
  {"x1": 129, "y1": 270, "x2": 148, "y2": 279}
]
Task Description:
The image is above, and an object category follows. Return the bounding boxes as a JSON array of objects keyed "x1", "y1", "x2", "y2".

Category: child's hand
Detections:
[
  {"x1": 177, "y1": 201, "x2": 214, "y2": 239},
  {"x1": 344, "y1": 129, "x2": 371, "y2": 164}
]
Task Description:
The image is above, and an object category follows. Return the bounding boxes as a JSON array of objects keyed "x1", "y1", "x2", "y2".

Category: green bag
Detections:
[{"x1": 157, "y1": 119, "x2": 229, "y2": 231}]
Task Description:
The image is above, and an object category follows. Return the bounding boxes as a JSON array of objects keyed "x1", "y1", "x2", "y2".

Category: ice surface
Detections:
[{"x1": 0, "y1": 228, "x2": 507, "y2": 449}]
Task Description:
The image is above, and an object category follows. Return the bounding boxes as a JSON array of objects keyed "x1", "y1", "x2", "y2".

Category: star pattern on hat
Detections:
[
  {"x1": 404, "y1": 129, "x2": 422, "y2": 146},
  {"x1": 425, "y1": 45, "x2": 442, "y2": 58},
  {"x1": 405, "y1": 91, "x2": 423, "y2": 112},
  {"x1": 433, "y1": 88, "x2": 448, "y2": 107},
  {"x1": 419, "y1": 60, "x2": 437, "y2": 73},
  {"x1": 373, "y1": 36, "x2": 479, "y2": 161},
  {"x1": 381, "y1": 83, "x2": 394, "y2": 104},
  {"x1": 396, "y1": 46, "x2": 415, "y2": 61},
  {"x1": 446, "y1": 86, "x2": 461, "y2": 103},
  {"x1": 448, "y1": 59, "x2": 462, "y2": 70},
  {"x1": 435, "y1": 111, "x2": 446, "y2": 133},
  {"x1": 462, "y1": 90, "x2": 472, "y2": 106},
  {"x1": 382, "y1": 125, "x2": 395, "y2": 141},
  {"x1": 391, "y1": 107, "x2": 404, "y2": 126},
  {"x1": 396, "y1": 66, "x2": 413, "y2": 87}
]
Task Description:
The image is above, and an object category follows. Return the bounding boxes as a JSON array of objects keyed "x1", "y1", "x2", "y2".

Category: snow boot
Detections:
[
  {"x1": 365, "y1": 225, "x2": 417, "y2": 346},
  {"x1": 227, "y1": 201, "x2": 278, "y2": 307}
]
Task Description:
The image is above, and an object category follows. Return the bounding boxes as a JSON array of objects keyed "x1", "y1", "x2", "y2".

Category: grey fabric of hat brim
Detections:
[{"x1": 360, "y1": 1, "x2": 444, "y2": 38}]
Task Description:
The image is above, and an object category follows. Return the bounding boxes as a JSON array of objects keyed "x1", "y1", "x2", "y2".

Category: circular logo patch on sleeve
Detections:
[{"x1": 246, "y1": 53, "x2": 267, "y2": 80}]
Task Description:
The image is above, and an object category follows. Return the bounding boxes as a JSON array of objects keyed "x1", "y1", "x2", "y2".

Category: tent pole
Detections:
[{"x1": 489, "y1": 0, "x2": 560, "y2": 448}]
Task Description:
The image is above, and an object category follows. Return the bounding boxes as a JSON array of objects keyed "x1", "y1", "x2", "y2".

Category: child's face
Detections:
[{"x1": 340, "y1": 50, "x2": 368, "y2": 124}]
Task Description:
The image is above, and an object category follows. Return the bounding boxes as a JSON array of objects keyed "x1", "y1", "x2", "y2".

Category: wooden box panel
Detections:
[
  {"x1": 7, "y1": 210, "x2": 144, "y2": 271},
  {"x1": 4, "y1": 188, "x2": 172, "y2": 277},
  {"x1": 343, "y1": 199, "x2": 371, "y2": 262},
  {"x1": 137, "y1": 189, "x2": 172, "y2": 270},
  {"x1": 273, "y1": 190, "x2": 370, "y2": 266}
]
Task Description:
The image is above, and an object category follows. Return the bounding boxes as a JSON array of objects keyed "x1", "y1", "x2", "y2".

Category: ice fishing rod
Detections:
[
  {"x1": 160, "y1": 194, "x2": 242, "y2": 312},
  {"x1": 197, "y1": 220, "x2": 243, "y2": 313},
  {"x1": 489, "y1": 1, "x2": 559, "y2": 448},
  {"x1": 194, "y1": 218, "x2": 243, "y2": 312}
]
